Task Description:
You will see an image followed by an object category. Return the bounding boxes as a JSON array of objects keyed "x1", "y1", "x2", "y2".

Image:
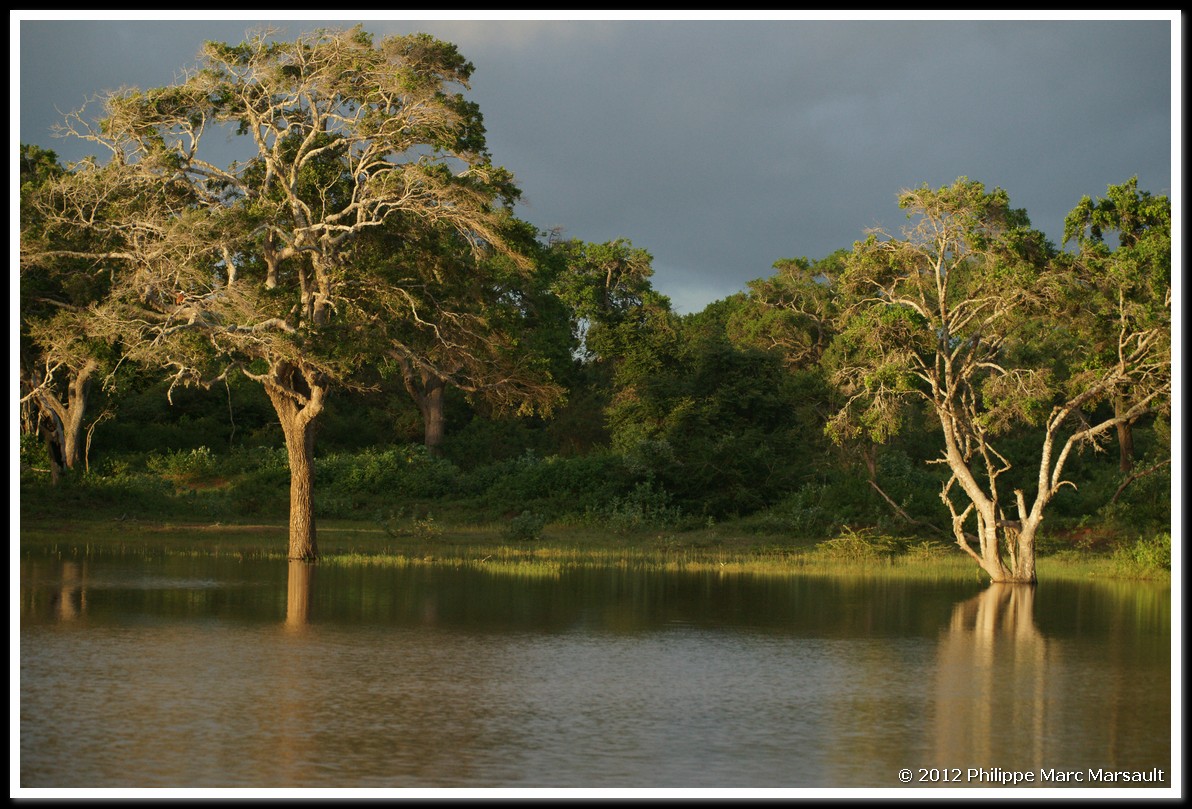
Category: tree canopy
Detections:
[{"x1": 21, "y1": 26, "x2": 555, "y2": 560}]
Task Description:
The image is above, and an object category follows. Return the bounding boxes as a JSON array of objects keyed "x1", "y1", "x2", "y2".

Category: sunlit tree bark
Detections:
[{"x1": 829, "y1": 178, "x2": 1170, "y2": 583}]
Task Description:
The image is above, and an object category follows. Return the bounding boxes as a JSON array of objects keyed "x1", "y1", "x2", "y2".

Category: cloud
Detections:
[{"x1": 16, "y1": 17, "x2": 1174, "y2": 315}]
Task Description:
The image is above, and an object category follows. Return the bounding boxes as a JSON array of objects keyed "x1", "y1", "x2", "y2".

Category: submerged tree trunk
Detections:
[
  {"x1": 285, "y1": 559, "x2": 315, "y2": 629},
  {"x1": 263, "y1": 362, "x2": 326, "y2": 561},
  {"x1": 943, "y1": 433, "x2": 1038, "y2": 585},
  {"x1": 958, "y1": 505, "x2": 1039, "y2": 585}
]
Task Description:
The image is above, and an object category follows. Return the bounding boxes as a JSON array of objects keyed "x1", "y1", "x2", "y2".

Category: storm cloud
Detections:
[{"x1": 17, "y1": 14, "x2": 1175, "y2": 313}]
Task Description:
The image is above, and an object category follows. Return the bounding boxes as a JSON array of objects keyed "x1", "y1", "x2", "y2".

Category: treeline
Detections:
[
  {"x1": 19, "y1": 27, "x2": 1170, "y2": 581},
  {"x1": 19, "y1": 215, "x2": 1170, "y2": 553}
]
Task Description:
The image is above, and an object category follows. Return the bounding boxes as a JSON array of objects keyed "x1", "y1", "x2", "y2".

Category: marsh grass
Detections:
[{"x1": 18, "y1": 517, "x2": 1169, "y2": 583}]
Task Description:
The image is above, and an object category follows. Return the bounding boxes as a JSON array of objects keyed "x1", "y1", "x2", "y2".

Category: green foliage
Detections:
[
  {"x1": 316, "y1": 445, "x2": 463, "y2": 504},
  {"x1": 815, "y1": 527, "x2": 907, "y2": 561},
  {"x1": 606, "y1": 298, "x2": 821, "y2": 519},
  {"x1": 549, "y1": 238, "x2": 659, "y2": 362},
  {"x1": 19, "y1": 433, "x2": 51, "y2": 480},
  {"x1": 1109, "y1": 533, "x2": 1171, "y2": 578},
  {"x1": 501, "y1": 511, "x2": 547, "y2": 542},
  {"x1": 145, "y1": 446, "x2": 219, "y2": 478},
  {"x1": 470, "y1": 450, "x2": 639, "y2": 520},
  {"x1": 442, "y1": 411, "x2": 554, "y2": 469},
  {"x1": 585, "y1": 480, "x2": 686, "y2": 534}
]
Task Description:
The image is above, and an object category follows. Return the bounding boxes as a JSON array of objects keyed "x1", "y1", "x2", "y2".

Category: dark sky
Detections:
[{"x1": 16, "y1": 14, "x2": 1177, "y2": 313}]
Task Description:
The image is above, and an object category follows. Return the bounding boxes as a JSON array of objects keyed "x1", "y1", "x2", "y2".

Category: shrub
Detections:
[
  {"x1": 501, "y1": 511, "x2": 547, "y2": 542},
  {"x1": 145, "y1": 446, "x2": 218, "y2": 478},
  {"x1": 586, "y1": 480, "x2": 685, "y2": 533},
  {"x1": 814, "y1": 526, "x2": 907, "y2": 561},
  {"x1": 468, "y1": 450, "x2": 638, "y2": 520},
  {"x1": 317, "y1": 445, "x2": 462, "y2": 501},
  {"x1": 373, "y1": 507, "x2": 444, "y2": 541},
  {"x1": 1109, "y1": 533, "x2": 1171, "y2": 577}
]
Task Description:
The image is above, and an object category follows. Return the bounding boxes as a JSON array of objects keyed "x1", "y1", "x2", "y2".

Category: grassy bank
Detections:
[
  {"x1": 18, "y1": 514, "x2": 1171, "y2": 584},
  {"x1": 19, "y1": 440, "x2": 1170, "y2": 583}
]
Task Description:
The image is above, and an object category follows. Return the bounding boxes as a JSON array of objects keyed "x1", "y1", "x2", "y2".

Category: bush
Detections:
[
  {"x1": 145, "y1": 446, "x2": 219, "y2": 478},
  {"x1": 1109, "y1": 533, "x2": 1171, "y2": 577},
  {"x1": 317, "y1": 445, "x2": 462, "y2": 501},
  {"x1": 467, "y1": 450, "x2": 638, "y2": 520},
  {"x1": 373, "y1": 507, "x2": 444, "y2": 540},
  {"x1": 501, "y1": 511, "x2": 547, "y2": 542},
  {"x1": 814, "y1": 526, "x2": 907, "y2": 561},
  {"x1": 585, "y1": 480, "x2": 685, "y2": 533}
]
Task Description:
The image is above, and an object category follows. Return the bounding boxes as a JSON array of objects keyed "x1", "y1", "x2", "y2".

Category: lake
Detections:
[{"x1": 18, "y1": 551, "x2": 1173, "y2": 792}]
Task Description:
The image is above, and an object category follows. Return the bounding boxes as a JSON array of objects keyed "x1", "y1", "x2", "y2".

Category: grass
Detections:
[{"x1": 17, "y1": 513, "x2": 1171, "y2": 584}]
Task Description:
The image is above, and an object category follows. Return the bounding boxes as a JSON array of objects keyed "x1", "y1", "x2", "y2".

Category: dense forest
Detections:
[{"x1": 19, "y1": 28, "x2": 1171, "y2": 583}]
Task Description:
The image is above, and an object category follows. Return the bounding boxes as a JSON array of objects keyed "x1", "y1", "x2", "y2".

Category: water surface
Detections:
[{"x1": 19, "y1": 553, "x2": 1172, "y2": 789}]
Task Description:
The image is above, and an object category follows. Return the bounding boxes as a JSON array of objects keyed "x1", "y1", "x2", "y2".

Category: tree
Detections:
[
  {"x1": 829, "y1": 178, "x2": 1170, "y2": 583},
  {"x1": 368, "y1": 217, "x2": 565, "y2": 454},
  {"x1": 19, "y1": 144, "x2": 113, "y2": 481},
  {"x1": 733, "y1": 250, "x2": 848, "y2": 370},
  {"x1": 25, "y1": 26, "x2": 543, "y2": 560},
  {"x1": 1062, "y1": 177, "x2": 1172, "y2": 474},
  {"x1": 549, "y1": 238, "x2": 657, "y2": 364}
]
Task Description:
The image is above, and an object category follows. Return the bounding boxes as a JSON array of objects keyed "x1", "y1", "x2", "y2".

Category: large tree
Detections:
[
  {"x1": 829, "y1": 178, "x2": 1170, "y2": 583},
  {"x1": 24, "y1": 26, "x2": 545, "y2": 560},
  {"x1": 732, "y1": 251, "x2": 848, "y2": 371},
  {"x1": 368, "y1": 217, "x2": 565, "y2": 454},
  {"x1": 736, "y1": 250, "x2": 906, "y2": 509}
]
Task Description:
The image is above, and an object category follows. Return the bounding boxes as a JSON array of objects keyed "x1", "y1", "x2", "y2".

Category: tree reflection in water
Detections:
[
  {"x1": 933, "y1": 584, "x2": 1052, "y2": 774},
  {"x1": 285, "y1": 560, "x2": 315, "y2": 631}
]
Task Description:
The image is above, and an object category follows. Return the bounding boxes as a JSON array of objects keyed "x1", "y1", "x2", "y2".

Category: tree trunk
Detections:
[
  {"x1": 397, "y1": 356, "x2": 448, "y2": 456},
  {"x1": 421, "y1": 377, "x2": 446, "y2": 455},
  {"x1": 38, "y1": 414, "x2": 65, "y2": 485},
  {"x1": 1115, "y1": 396, "x2": 1135, "y2": 473},
  {"x1": 281, "y1": 413, "x2": 318, "y2": 561},
  {"x1": 26, "y1": 359, "x2": 98, "y2": 481},
  {"x1": 264, "y1": 363, "x2": 326, "y2": 561},
  {"x1": 958, "y1": 505, "x2": 1038, "y2": 585},
  {"x1": 60, "y1": 362, "x2": 96, "y2": 470},
  {"x1": 976, "y1": 518, "x2": 1038, "y2": 585},
  {"x1": 1012, "y1": 526, "x2": 1038, "y2": 584},
  {"x1": 285, "y1": 559, "x2": 314, "y2": 629}
]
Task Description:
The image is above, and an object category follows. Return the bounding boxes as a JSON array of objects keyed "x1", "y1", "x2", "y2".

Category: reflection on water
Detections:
[
  {"x1": 932, "y1": 583, "x2": 1171, "y2": 783},
  {"x1": 285, "y1": 561, "x2": 314, "y2": 631},
  {"x1": 19, "y1": 554, "x2": 1171, "y2": 789},
  {"x1": 934, "y1": 585, "x2": 1052, "y2": 773}
]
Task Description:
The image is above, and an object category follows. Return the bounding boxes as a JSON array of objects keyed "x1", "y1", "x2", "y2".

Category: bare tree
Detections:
[{"x1": 829, "y1": 178, "x2": 1170, "y2": 583}]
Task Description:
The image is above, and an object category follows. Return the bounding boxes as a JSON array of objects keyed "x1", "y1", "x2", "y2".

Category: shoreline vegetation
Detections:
[
  {"x1": 20, "y1": 28, "x2": 1169, "y2": 585},
  {"x1": 19, "y1": 513, "x2": 1170, "y2": 585},
  {"x1": 19, "y1": 427, "x2": 1170, "y2": 585}
]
